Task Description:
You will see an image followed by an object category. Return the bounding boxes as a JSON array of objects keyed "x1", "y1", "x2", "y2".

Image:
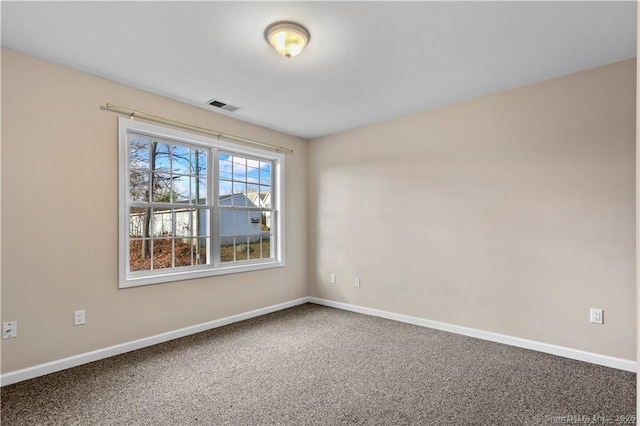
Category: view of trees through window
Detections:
[
  {"x1": 128, "y1": 134, "x2": 209, "y2": 272},
  {"x1": 127, "y1": 133, "x2": 275, "y2": 273}
]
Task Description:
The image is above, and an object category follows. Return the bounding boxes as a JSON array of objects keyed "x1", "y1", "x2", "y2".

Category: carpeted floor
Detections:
[{"x1": 0, "y1": 303, "x2": 635, "y2": 425}]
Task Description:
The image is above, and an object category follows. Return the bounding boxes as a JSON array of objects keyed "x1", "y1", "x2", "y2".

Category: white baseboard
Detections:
[
  {"x1": 308, "y1": 297, "x2": 637, "y2": 373},
  {"x1": 2, "y1": 295, "x2": 635, "y2": 386},
  {"x1": 0, "y1": 297, "x2": 309, "y2": 387}
]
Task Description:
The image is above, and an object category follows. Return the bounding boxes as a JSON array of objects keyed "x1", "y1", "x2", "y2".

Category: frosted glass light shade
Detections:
[{"x1": 265, "y1": 22, "x2": 310, "y2": 59}]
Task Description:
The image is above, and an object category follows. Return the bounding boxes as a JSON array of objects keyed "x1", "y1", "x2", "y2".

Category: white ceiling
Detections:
[{"x1": 1, "y1": 1, "x2": 636, "y2": 139}]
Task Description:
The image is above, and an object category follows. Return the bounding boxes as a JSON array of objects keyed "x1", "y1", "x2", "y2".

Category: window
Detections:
[{"x1": 119, "y1": 118, "x2": 284, "y2": 288}]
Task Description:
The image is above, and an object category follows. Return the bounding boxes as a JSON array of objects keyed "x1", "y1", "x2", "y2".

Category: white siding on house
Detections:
[
  {"x1": 129, "y1": 193, "x2": 269, "y2": 246},
  {"x1": 220, "y1": 193, "x2": 263, "y2": 245}
]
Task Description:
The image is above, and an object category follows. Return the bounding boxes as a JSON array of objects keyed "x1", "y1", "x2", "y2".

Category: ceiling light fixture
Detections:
[{"x1": 265, "y1": 22, "x2": 310, "y2": 59}]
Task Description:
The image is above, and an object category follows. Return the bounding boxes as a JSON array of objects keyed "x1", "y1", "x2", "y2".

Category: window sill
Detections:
[{"x1": 120, "y1": 260, "x2": 285, "y2": 289}]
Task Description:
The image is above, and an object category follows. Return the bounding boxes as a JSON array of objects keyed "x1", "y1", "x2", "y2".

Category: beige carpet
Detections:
[{"x1": 1, "y1": 303, "x2": 635, "y2": 425}]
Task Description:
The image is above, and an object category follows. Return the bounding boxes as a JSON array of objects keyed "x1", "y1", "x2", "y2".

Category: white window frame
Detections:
[{"x1": 118, "y1": 118, "x2": 285, "y2": 288}]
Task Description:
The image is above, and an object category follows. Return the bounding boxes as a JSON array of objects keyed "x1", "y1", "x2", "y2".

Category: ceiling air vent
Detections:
[{"x1": 207, "y1": 99, "x2": 240, "y2": 112}]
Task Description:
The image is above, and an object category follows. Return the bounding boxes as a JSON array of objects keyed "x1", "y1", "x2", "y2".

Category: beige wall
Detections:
[
  {"x1": 308, "y1": 59, "x2": 637, "y2": 361},
  {"x1": 1, "y1": 47, "x2": 636, "y2": 375},
  {"x1": 1, "y1": 48, "x2": 308, "y2": 373}
]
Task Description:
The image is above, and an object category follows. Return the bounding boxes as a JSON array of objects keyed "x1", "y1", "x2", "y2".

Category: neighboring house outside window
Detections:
[{"x1": 119, "y1": 118, "x2": 284, "y2": 288}]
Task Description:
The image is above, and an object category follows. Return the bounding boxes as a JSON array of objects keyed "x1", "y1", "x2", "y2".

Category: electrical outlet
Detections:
[
  {"x1": 355, "y1": 277, "x2": 361, "y2": 287},
  {"x1": 2, "y1": 321, "x2": 17, "y2": 339},
  {"x1": 330, "y1": 274, "x2": 336, "y2": 284},
  {"x1": 74, "y1": 310, "x2": 86, "y2": 326},
  {"x1": 590, "y1": 308, "x2": 603, "y2": 324}
]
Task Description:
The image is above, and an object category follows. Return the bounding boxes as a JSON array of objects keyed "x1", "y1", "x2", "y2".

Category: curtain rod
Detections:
[{"x1": 102, "y1": 103, "x2": 293, "y2": 154}]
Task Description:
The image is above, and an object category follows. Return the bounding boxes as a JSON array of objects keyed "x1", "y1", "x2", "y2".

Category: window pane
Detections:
[
  {"x1": 220, "y1": 237, "x2": 235, "y2": 263},
  {"x1": 129, "y1": 207, "x2": 148, "y2": 238},
  {"x1": 130, "y1": 171, "x2": 149, "y2": 202},
  {"x1": 242, "y1": 191, "x2": 254, "y2": 208},
  {"x1": 152, "y1": 209, "x2": 174, "y2": 237},
  {"x1": 261, "y1": 234, "x2": 272, "y2": 259},
  {"x1": 249, "y1": 216, "x2": 261, "y2": 259},
  {"x1": 152, "y1": 239, "x2": 173, "y2": 269},
  {"x1": 235, "y1": 210, "x2": 249, "y2": 235},
  {"x1": 247, "y1": 159, "x2": 260, "y2": 184},
  {"x1": 219, "y1": 179, "x2": 233, "y2": 199},
  {"x1": 172, "y1": 145, "x2": 191, "y2": 175},
  {"x1": 195, "y1": 237, "x2": 209, "y2": 265},
  {"x1": 233, "y1": 156, "x2": 246, "y2": 181},
  {"x1": 249, "y1": 239, "x2": 261, "y2": 260},
  {"x1": 152, "y1": 173, "x2": 173, "y2": 202},
  {"x1": 195, "y1": 212, "x2": 205, "y2": 239},
  {"x1": 260, "y1": 161, "x2": 271, "y2": 184},
  {"x1": 173, "y1": 175, "x2": 191, "y2": 203},
  {"x1": 250, "y1": 212, "x2": 261, "y2": 235},
  {"x1": 193, "y1": 178, "x2": 207, "y2": 204},
  {"x1": 219, "y1": 157, "x2": 232, "y2": 180},
  {"x1": 153, "y1": 143, "x2": 171, "y2": 171},
  {"x1": 173, "y1": 237, "x2": 208, "y2": 267},
  {"x1": 262, "y1": 211, "x2": 273, "y2": 232},
  {"x1": 236, "y1": 236, "x2": 249, "y2": 261},
  {"x1": 220, "y1": 209, "x2": 234, "y2": 236},
  {"x1": 197, "y1": 208, "x2": 209, "y2": 237},
  {"x1": 129, "y1": 136, "x2": 150, "y2": 202},
  {"x1": 129, "y1": 136, "x2": 150, "y2": 170},
  {"x1": 174, "y1": 208, "x2": 192, "y2": 237},
  {"x1": 175, "y1": 239, "x2": 194, "y2": 267},
  {"x1": 193, "y1": 149, "x2": 207, "y2": 177},
  {"x1": 259, "y1": 185, "x2": 271, "y2": 208},
  {"x1": 233, "y1": 183, "x2": 247, "y2": 206},
  {"x1": 129, "y1": 240, "x2": 151, "y2": 271}
]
